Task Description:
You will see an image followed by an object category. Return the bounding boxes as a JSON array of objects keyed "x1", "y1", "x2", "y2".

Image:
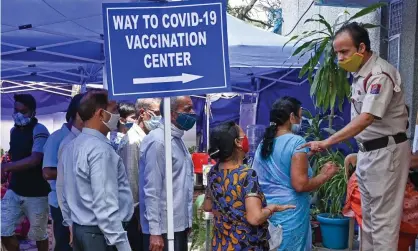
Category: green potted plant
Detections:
[
  {"x1": 314, "y1": 150, "x2": 349, "y2": 249},
  {"x1": 302, "y1": 109, "x2": 350, "y2": 248}
]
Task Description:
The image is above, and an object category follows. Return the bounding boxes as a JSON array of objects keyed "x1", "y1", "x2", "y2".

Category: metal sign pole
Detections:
[
  {"x1": 163, "y1": 97, "x2": 175, "y2": 251},
  {"x1": 206, "y1": 96, "x2": 210, "y2": 152}
]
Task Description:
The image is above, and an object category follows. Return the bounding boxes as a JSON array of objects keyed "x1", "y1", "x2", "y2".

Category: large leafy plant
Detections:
[
  {"x1": 286, "y1": 3, "x2": 385, "y2": 113},
  {"x1": 315, "y1": 150, "x2": 347, "y2": 218},
  {"x1": 301, "y1": 109, "x2": 350, "y2": 218}
]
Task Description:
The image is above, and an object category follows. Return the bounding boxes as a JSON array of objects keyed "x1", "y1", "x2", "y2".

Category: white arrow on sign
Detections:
[{"x1": 133, "y1": 73, "x2": 203, "y2": 85}]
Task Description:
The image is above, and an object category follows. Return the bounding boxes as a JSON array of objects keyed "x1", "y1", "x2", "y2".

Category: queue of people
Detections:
[{"x1": 0, "y1": 21, "x2": 417, "y2": 251}]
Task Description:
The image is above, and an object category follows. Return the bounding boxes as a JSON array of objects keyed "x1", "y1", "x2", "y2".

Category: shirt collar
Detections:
[
  {"x1": 158, "y1": 123, "x2": 184, "y2": 138},
  {"x1": 82, "y1": 128, "x2": 109, "y2": 142},
  {"x1": 61, "y1": 123, "x2": 71, "y2": 133},
  {"x1": 132, "y1": 123, "x2": 146, "y2": 140},
  {"x1": 354, "y1": 51, "x2": 378, "y2": 78},
  {"x1": 71, "y1": 126, "x2": 81, "y2": 136}
]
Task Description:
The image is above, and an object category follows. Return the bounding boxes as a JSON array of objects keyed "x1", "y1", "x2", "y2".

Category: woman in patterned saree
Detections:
[
  {"x1": 252, "y1": 97, "x2": 339, "y2": 251},
  {"x1": 203, "y1": 121, "x2": 295, "y2": 251}
]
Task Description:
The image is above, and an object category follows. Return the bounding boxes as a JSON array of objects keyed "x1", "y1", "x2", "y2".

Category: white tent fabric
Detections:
[{"x1": 227, "y1": 15, "x2": 305, "y2": 69}]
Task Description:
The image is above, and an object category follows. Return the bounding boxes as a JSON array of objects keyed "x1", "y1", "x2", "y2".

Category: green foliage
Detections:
[
  {"x1": 287, "y1": 3, "x2": 386, "y2": 112},
  {"x1": 301, "y1": 109, "x2": 351, "y2": 218},
  {"x1": 188, "y1": 146, "x2": 197, "y2": 154},
  {"x1": 190, "y1": 194, "x2": 212, "y2": 250},
  {"x1": 314, "y1": 150, "x2": 347, "y2": 218}
]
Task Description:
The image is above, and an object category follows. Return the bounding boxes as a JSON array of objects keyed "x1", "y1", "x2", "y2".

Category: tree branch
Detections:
[{"x1": 244, "y1": 16, "x2": 273, "y2": 28}]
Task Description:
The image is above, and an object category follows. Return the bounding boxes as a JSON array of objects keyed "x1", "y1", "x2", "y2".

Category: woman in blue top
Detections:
[{"x1": 252, "y1": 97, "x2": 338, "y2": 251}]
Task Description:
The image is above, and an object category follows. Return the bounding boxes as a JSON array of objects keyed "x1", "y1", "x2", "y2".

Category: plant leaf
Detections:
[
  {"x1": 304, "y1": 18, "x2": 332, "y2": 35},
  {"x1": 299, "y1": 57, "x2": 313, "y2": 78},
  {"x1": 348, "y1": 3, "x2": 387, "y2": 22},
  {"x1": 310, "y1": 67, "x2": 323, "y2": 97},
  {"x1": 361, "y1": 23, "x2": 380, "y2": 29},
  {"x1": 283, "y1": 35, "x2": 299, "y2": 50},
  {"x1": 333, "y1": 10, "x2": 350, "y2": 31},
  {"x1": 293, "y1": 39, "x2": 321, "y2": 56},
  {"x1": 323, "y1": 127, "x2": 337, "y2": 135},
  {"x1": 311, "y1": 37, "x2": 330, "y2": 69}
]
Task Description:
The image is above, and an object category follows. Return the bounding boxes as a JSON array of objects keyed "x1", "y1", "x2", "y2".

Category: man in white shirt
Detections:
[{"x1": 117, "y1": 98, "x2": 161, "y2": 251}]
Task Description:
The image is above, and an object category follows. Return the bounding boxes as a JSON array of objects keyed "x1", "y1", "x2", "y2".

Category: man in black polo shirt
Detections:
[{"x1": 1, "y1": 94, "x2": 51, "y2": 251}]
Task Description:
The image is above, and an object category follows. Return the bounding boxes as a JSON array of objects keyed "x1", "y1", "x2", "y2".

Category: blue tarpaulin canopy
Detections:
[
  {"x1": 2, "y1": 1, "x2": 308, "y2": 86},
  {"x1": 1, "y1": 0, "x2": 355, "y2": 153},
  {"x1": 1, "y1": 0, "x2": 311, "y2": 116}
]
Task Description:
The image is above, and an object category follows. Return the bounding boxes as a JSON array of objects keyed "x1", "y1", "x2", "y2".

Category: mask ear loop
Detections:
[{"x1": 209, "y1": 149, "x2": 219, "y2": 157}]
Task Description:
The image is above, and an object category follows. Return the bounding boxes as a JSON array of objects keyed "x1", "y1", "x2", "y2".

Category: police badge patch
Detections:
[{"x1": 370, "y1": 84, "x2": 381, "y2": 94}]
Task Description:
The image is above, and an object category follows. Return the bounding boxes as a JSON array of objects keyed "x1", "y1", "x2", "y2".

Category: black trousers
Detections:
[
  {"x1": 127, "y1": 206, "x2": 143, "y2": 251},
  {"x1": 72, "y1": 224, "x2": 118, "y2": 251},
  {"x1": 142, "y1": 230, "x2": 188, "y2": 251},
  {"x1": 50, "y1": 206, "x2": 72, "y2": 251}
]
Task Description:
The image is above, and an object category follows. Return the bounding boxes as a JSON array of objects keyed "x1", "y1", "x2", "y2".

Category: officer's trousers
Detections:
[{"x1": 356, "y1": 138, "x2": 410, "y2": 251}]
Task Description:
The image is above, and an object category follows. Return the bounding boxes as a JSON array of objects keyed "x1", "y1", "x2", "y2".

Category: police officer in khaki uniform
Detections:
[{"x1": 300, "y1": 22, "x2": 410, "y2": 251}]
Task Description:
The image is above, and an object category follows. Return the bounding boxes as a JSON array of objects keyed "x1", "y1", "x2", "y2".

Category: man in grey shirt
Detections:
[
  {"x1": 61, "y1": 89, "x2": 134, "y2": 251},
  {"x1": 139, "y1": 96, "x2": 196, "y2": 251}
]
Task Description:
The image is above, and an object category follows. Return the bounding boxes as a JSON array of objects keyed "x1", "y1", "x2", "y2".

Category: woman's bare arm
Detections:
[{"x1": 291, "y1": 153, "x2": 333, "y2": 193}]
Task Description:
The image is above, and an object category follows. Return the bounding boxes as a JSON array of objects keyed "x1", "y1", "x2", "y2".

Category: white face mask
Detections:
[
  {"x1": 102, "y1": 110, "x2": 120, "y2": 131},
  {"x1": 143, "y1": 111, "x2": 161, "y2": 131}
]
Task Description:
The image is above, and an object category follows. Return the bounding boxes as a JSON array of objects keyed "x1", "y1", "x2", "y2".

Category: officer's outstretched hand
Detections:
[{"x1": 298, "y1": 140, "x2": 330, "y2": 155}]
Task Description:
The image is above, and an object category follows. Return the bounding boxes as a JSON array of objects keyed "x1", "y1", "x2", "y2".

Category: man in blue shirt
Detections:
[
  {"x1": 42, "y1": 93, "x2": 84, "y2": 251},
  {"x1": 1, "y1": 94, "x2": 50, "y2": 251},
  {"x1": 61, "y1": 89, "x2": 134, "y2": 251},
  {"x1": 139, "y1": 96, "x2": 196, "y2": 251}
]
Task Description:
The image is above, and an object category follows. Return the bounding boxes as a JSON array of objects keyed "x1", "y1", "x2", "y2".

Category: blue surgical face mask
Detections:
[
  {"x1": 291, "y1": 123, "x2": 301, "y2": 134},
  {"x1": 12, "y1": 112, "x2": 32, "y2": 126},
  {"x1": 176, "y1": 112, "x2": 197, "y2": 131},
  {"x1": 144, "y1": 111, "x2": 161, "y2": 131},
  {"x1": 291, "y1": 113, "x2": 302, "y2": 134},
  {"x1": 125, "y1": 122, "x2": 134, "y2": 130}
]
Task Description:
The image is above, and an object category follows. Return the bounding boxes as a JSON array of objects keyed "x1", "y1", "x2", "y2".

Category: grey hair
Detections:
[
  {"x1": 160, "y1": 96, "x2": 187, "y2": 117},
  {"x1": 135, "y1": 98, "x2": 161, "y2": 116}
]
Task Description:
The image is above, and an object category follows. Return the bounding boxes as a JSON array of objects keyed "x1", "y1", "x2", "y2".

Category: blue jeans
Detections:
[{"x1": 50, "y1": 206, "x2": 72, "y2": 251}]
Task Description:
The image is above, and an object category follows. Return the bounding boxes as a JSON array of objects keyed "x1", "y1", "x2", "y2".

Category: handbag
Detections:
[{"x1": 268, "y1": 220, "x2": 283, "y2": 251}]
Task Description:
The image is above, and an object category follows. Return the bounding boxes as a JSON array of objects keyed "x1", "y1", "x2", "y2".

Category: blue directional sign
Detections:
[{"x1": 102, "y1": 0, "x2": 230, "y2": 100}]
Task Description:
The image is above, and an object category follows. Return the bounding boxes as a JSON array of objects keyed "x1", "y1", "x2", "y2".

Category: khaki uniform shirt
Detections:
[{"x1": 351, "y1": 52, "x2": 408, "y2": 142}]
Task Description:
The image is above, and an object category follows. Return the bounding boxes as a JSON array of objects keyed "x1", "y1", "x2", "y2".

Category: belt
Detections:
[
  {"x1": 357, "y1": 133, "x2": 407, "y2": 152},
  {"x1": 73, "y1": 222, "x2": 130, "y2": 231}
]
